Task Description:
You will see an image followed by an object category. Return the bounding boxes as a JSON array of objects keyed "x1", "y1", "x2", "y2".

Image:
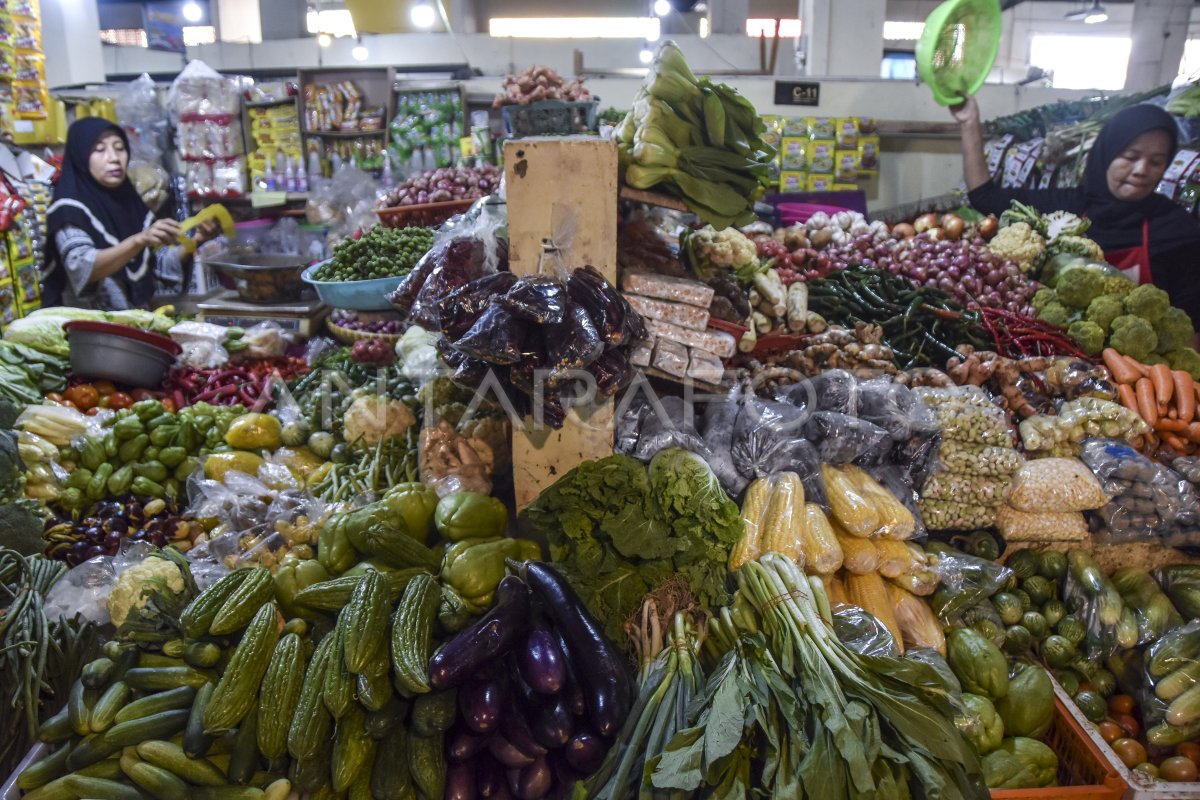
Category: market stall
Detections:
[{"x1": 7, "y1": 38, "x2": 1200, "y2": 800}]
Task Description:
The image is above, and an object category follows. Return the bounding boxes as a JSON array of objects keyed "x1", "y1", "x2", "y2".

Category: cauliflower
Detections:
[
  {"x1": 1101, "y1": 275, "x2": 1134, "y2": 298},
  {"x1": 1049, "y1": 234, "x2": 1104, "y2": 261},
  {"x1": 1032, "y1": 288, "x2": 1058, "y2": 311},
  {"x1": 1037, "y1": 302, "x2": 1071, "y2": 328},
  {"x1": 988, "y1": 222, "x2": 1046, "y2": 273},
  {"x1": 1109, "y1": 315, "x2": 1158, "y2": 362},
  {"x1": 1154, "y1": 307, "x2": 1196, "y2": 354},
  {"x1": 1123, "y1": 284, "x2": 1171, "y2": 324},
  {"x1": 1086, "y1": 295, "x2": 1124, "y2": 333},
  {"x1": 1067, "y1": 321, "x2": 1106, "y2": 356},
  {"x1": 685, "y1": 225, "x2": 758, "y2": 276},
  {"x1": 1043, "y1": 210, "x2": 1091, "y2": 241},
  {"x1": 343, "y1": 395, "x2": 416, "y2": 446},
  {"x1": 1168, "y1": 348, "x2": 1200, "y2": 380},
  {"x1": 106, "y1": 549, "x2": 195, "y2": 641},
  {"x1": 1055, "y1": 268, "x2": 1106, "y2": 310}
]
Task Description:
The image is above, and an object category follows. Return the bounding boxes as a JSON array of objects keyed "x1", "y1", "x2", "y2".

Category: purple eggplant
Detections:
[
  {"x1": 429, "y1": 577, "x2": 530, "y2": 690},
  {"x1": 515, "y1": 562, "x2": 632, "y2": 737},
  {"x1": 563, "y1": 732, "x2": 606, "y2": 776},
  {"x1": 531, "y1": 700, "x2": 572, "y2": 750},
  {"x1": 547, "y1": 755, "x2": 584, "y2": 800},
  {"x1": 500, "y1": 697, "x2": 547, "y2": 759},
  {"x1": 520, "y1": 626, "x2": 566, "y2": 695},
  {"x1": 509, "y1": 756, "x2": 553, "y2": 800},
  {"x1": 489, "y1": 736, "x2": 536, "y2": 769},
  {"x1": 460, "y1": 678, "x2": 504, "y2": 734},
  {"x1": 477, "y1": 755, "x2": 505, "y2": 798},
  {"x1": 446, "y1": 761, "x2": 478, "y2": 800},
  {"x1": 448, "y1": 726, "x2": 492, "y2": 762}
]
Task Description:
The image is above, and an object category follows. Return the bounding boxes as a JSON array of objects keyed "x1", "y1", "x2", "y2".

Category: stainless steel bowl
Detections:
[
  {"x1": 207, "y1": 253, "x2": 313, "y2": 303},
  {"x1": 64, "y1": 322, "x2": 179, "y2": 388}
]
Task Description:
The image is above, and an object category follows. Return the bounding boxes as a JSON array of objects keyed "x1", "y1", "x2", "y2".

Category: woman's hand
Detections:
[
  {"x1": 949, "y1": 95, "x2": 981, "y2": 128},
  {"x1": 191, "y1": 218, "x2": 223, "y2": 245},
  {"x1": 138, "y1": 218, "x2": 181, "y2": 249}
]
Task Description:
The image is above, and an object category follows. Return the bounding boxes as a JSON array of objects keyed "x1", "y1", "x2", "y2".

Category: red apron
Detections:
[{"x1": 1107, "y1": 218, "x2": 1153, "y2": 285}]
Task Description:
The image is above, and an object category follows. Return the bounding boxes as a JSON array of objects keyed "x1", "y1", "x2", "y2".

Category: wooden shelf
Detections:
[
  {"x1": 244, "y1": 97, "x2": 295, "y2": 108},
  {"x1": 618, "y1": 186, "x2": 689, "y2": 212},
  {"x1": 302, "y1": 129, "x2": 387, "y2": 138},
  {"x1": 874, "y1": 119, "x2": 960, "y2": 140}
]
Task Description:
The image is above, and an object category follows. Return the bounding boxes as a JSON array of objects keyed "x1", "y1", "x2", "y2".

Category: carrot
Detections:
[
  {"x1": 1164, "y1": 433, "x2": 1190, "y2": 452},
  {"x1": 1156, "y1": 419, "x2": 1188, "y2": 433},
  {"x1": 1152, "y1": 364, "x2": 1175, "y2": 406},
  {"x1": 1136, "y1": 377, "x2": 1159, "y2": 426},
  {"x1": 1103, "y1": 348, "x2": 1140, "y2": 384},
  {"x1": 1176, "y1": 371, "x2": 1196, "y2": 422},
  {"x1": 1117, "y1": 382, "x2": 1139, "y2": 412}
]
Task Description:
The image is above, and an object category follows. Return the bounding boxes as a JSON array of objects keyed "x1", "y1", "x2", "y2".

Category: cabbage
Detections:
[{"x1": 2, "y1": 316, "x2": 71, "y2": 357}]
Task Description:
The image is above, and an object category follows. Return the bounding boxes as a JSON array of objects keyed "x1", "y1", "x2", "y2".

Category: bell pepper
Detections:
[
  {"x1": 318, "y1": 518, "x2": 357, "y2": 576},
  {"x1": 274, "y1": 556, "x2": 330, "y2": 619},
  {"x1": 434, "y1": 492, "x2": 508, "y2": 542},
  {"x1": 383, "y1": 483, "x2": 439, "y2": 544},
  {"x1": 440, "y1": 537, "x2": 541, "y2": 612}
]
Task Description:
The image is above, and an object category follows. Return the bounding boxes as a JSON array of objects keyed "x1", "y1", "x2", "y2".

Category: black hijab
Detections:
[
  {"x1": 1081, "y1": 104, "x2": 1200, "y2": 258},
  {"x1": 45, "y1": 117, "x2": 156, "y2": 305}
]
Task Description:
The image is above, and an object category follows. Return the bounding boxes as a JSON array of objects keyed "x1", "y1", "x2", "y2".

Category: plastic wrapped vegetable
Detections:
[
  {"x1": 1079, "y1": 438, "x2": 1200, "y2": 544},
  {"x1": 980, "y1": 738, "x2": 1058, "y2": 789},
  {"x1": 1064, "y1": 548, "x2": 1131, "y2": 660},
  {"x1": 1152, "y1": 565, "x2": 1200, "y2": 620},
  {"x1": 1110, "y1": 567, "x2": 1184, "y2": 645},
  {"x1": 802, "y1": 412, "x2": 888, "y2": 465},
  {"x1": 927, "y1": 545, "x2": 1014, "y2": 626},
  {"x1": 437, "y1": 271, "x2": 518, "y2": 340}
]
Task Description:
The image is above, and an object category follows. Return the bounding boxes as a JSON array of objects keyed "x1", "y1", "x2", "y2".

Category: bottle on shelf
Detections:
[
  {"x1": 307, "y1": 149, "x2": 323, "y2": 183},
  {"x1": 284, "y1": 157, "x2": 298, "y2": 192}
]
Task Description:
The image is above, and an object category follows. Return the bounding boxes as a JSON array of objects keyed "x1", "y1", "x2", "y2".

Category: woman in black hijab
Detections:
[
  {"x1": 43, "y1": 117, "x2": 216, "y2": 309},
  {"x1": 953, "y1": 97, "x2": 1200, "y2": 325}
]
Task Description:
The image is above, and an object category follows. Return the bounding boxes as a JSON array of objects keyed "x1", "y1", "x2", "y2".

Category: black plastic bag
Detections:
[
  {"x1": 438, "y1": 271, "x2": 518, "y2": 340},
  {"x1": 452, "y1": 299, "x2": 525, "y2": 365},
  {"x1": 784, "y1": 369, "x2": 859, "y2": 414},
  {"x1": 633, "y1": 396, "x2": 711, "y2": 463},
  {"x1": 701, "y1": 385, "x2": 748, "y2": 497},
  {"x1": 500, "y1": 276, "x2": 568, "y2": 325},
  {"x1": 545, "y1": 303, "x2": 604, "y2": 384},
  {"x1": 803, "y1": 412, "x2": 890, "y2": 465}
]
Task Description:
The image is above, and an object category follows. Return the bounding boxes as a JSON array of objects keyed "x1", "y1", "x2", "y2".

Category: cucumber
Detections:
[
  {"x1": 78, "y1": 758, "x2": 126, "y2": 780},
  {"x1": 323, "y1": 627, "x2": 355, "y2": 719},
  {"x1": 185, "y1": 642, "x2": 223, "y2": 669},
  {"x1": 262, "y1": 778, "x2": 292, "y2": 800},
  {"x1": 38, "y1": 706, "x2": 73, "y2": 743},
  {"x1": 185, "y1": 682, "x2": 217, "y2": 758},
  {"x1": 125, "y1": 761, "x2": 189, "y2": 800},
  {"x1": 180, "y1": 569, "x2": 252, "y2": 639},
  {"x1": 105, "y1": 708, "x2": 190, "y2": 747},
  {"x1": 227, "y1": 707, "x2": 260, "y2": 786},
  {"x1": 114, "y1": 686, "x2": 198, "y2": 724},
  {"x1": 371, "y1": 724, "x2": 413, "y2": 800},
  {"x1": 411, "y1": 691, "x2": 457, "y2": 737},
  {"x1": 136, "y1": 740, "x2": 228, "y2": 787},
  {"x1": 194, "y1": 786, "x2": 266, "y2": 800},
  {"x1": 68, "y1": 679, "x2": 94, "y2": 736},
  {"x1": 356, "y1": 669, "x2": 391, "y2": 712},
  {"x1": 17, "y1": 743, "x2": 73, "y2": 790},
  {"x1": 20, "y1": 775, "x2": 75, "y2": 800},
  {"x1": 66, "y1": 734, "x2": 121, "y2": 771},
  {"x1": 204, "y1": 603, "x2": 280, "y2": 734},
  {"x1": 289, "y1": 737, "x2": 333, "y2": 794},
  {"x1": 82, "y1": 657, "x2": 116, "y2": 689},
  {"x1": 62, "y1": 774, "x2": 144, "y2": 800},
  {"x1": 364, "y1": 697, "x2": 407, "y2": 740},
  {"x1": 137, "y1": 653, "x2": 187, "y2": 669},
  {"x1": 124, "y1": 666, "x2": 214, "y2": 692},
  {"x1": 90, "y1": 681, "x2": 132, "y2": 732},
  {"x1": 210, "y1": 569, "x2": 275, "y2": 636},
  {"x1": 1157, "y1": 660, "x2": 1200, "y2": 702},
  {"x1": 407, "y1": 731, "x2": 445, "y2": 799},
  {"x1": 161, "y1": 640, "x2": 187, "y2": 659}
]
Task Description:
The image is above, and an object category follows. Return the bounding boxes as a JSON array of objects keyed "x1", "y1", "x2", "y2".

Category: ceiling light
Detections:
[
  {"x1": 1065, "y1": 1, "x2": 1107, "y2": 23},
  {"x1": 653, "y1": 0, "x2": 671, "y2": 16},
  {"x1": 182, "y1": 1, "x2": 202, "y2": 22},
  {"x1": 692, "y1": 2, "x2": 707, "y2": 11},
  {"x1": 639, "y1": 46, "x2": 654, "y2": 64},
  {"x1": 489, "y1": 17, "x2": 661, "y2": 39},
  {"x1": 411, "y1": 0, "x2": 436, "y2": 28},
  {"x1": 352, "y1": 37, "x2": 368, "y2": 60},
  {"x1": 317, "y1": 32, "x2": 332, "y2": 47}
]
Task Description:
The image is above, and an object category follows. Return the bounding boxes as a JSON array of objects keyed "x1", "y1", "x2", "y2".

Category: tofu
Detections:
[
  {"x1": 644, "y1": 317, "x2": 737, "y2": 359},
  {"x1": 621, "y1": 271, "x2": 714, "y2": 308},
  {"x1": 651, "y1": 338, "x2": 688, "y2": 378},
  {"x1": 622, "y1": 293, "x2": 710, "y2": 331},
  {"x1": 687, "y1": 348, "x2": 725, "y2": 385}
]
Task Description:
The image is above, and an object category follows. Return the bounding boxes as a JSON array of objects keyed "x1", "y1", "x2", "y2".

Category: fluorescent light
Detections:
[
  {"x1": 883, "y1": 20, "x2": 925, "y2": 40},
  {"x1": 1085, "y1": 8, "x2": 1108, "y2": 23},
  {"x1": 306, "y1": 9, "x2": 355, "y2": 37},
  {"x1": 639, "y1": 46, "x2": 654, "y2": 64},
  {"x1": 1066, "y1": 1, "x2": 1107, "y2": 23},
  {"x1": 653, "y1": 0, "x2": 671, "y2": 16},
  {"x1": 317, "y1": 32, "x2": 332, "y2": 47},
  {"x1": 698, "y1": 17, "x2": 709, "y2": 38},
  {"x1": 411, "y1": 1, "x2": 436, "y2": 29},
  {"x1": 488, "y1": 17, "x2": 662, "y2": 39},
  {"x1": 182, "y1": 1, "x2": 202, "y2": 22},
  {"x1": 745, "y1": 18, "x2": 802, "y2": 37},
  {"x1": 352, "y1": 37, "x2": 368, "y2": 60}
]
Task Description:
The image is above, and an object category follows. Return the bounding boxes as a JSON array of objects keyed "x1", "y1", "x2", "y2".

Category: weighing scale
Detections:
[{"x1": 195, "y1": 290, "x2": 330, "y2": 338}]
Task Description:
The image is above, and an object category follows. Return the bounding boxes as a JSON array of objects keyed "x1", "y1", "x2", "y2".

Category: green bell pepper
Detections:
[
  {"x1": 318, "y1": 518, "x2": 357, "y2": 576},
  {"x1": 383, "y1": 483, "x2": 439, "y2": 544},
  {"x1": 434, "y1": 492, "x2": 508, "y2": 542},
  {"x1": 440, "y1": 537, "x2": 541, "y2": 612},
  {"x1": 118, "y1": 434, "x2": 150, "y2": 465},
  {"x1": 274, "y1": 556, "x2": 330, "y2": 619}
]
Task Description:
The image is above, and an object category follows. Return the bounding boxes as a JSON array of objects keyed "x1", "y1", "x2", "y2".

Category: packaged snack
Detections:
[
  {"x1": 808, "y1": 117, "x2": 836, "y2": 139},
  {"x1": 857, "y1": 117, "x2": 878, "y2": 135},
  {"x1": 780, "y1": 136, "x2": 808, "y2": 170},
  {"x1": 859, "y1": 135, "x2": 880, "y2": 174},
  {"x1": 780, "y1": 171, "x2": 806, "y2": 192},
  {"x1": 835, "y1": 118, "x2": 859, "y2": 148},
  {"x1": 807, "y1": 174, "x2": 834, "y2": 192},
  {"x1": 808, "y1": 139, "x2": 836, "y2": 173},
  {"x1": 1006, "y1": 458, "x2": 1108, "y2": 512},
  {"x1": 996, "y1": 505, "x2": 1089, "y2": 542},
  {"x1": 832, "y1": 183, "x2": 859, "y2": 192},
  {"x1": 834, "y1": 150, "x2": 859, "y2": 182},
  {"x1": 782, "y1": 116, "x2": 808, "y2": 136}
]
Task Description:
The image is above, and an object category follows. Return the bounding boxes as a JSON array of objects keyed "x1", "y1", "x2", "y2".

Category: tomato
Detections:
[
  {"x1": 45, "y1": 392, "x2": 63, "y2": 403},
  {"x1": 1113, "y1": 713, "x2": 1141, "y2": 739},
  {"x1": 131, "y1": 388, "x2": 155, "y2": 402},
  {"x1": 1176, "y1": 742, "x2": 1200, "y2": 763},
  {"x1": 1097, "y1": 721, "x2": 1123, "y2": 743},
  {"x1": 1109, "y1": 695, "x2": 1136, "y2": 716},
  {"x1": 85, "y1": 407, "x2": 102, "y2": 416},
  {"x1": 60, "y1": 399, "x2": 79, "y2": 411},
  {"x1": 1134, "y1": 763, "x2": 1159, "y2": 780},
  {"x1": 107, "y1": 392, "x2": 133, "y2": 410},
  {"x1": 159, "y1": 397, "x2": 177, "y2": 413},
  {"x1": 92, "y1": 379, "x2": 116, "y2": 396},
  {"x1": 1112, "y1": 738, "x2": 1148, "y2": 769},
  {"x1": 63, "y1": 385, "x2": 99, "y2": 410},
  {"x1": 1161, "y1": 756, "x2": 1198, "y2": 783}
]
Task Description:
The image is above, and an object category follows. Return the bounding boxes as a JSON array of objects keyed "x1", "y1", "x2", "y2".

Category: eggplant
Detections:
[
  {"x1": 489, "y1": 736, "x2": 536, "y2": 768},
  {"x1": 509, "y1": 756, "x2": 552, "y2": 800},
  {"x1": 500, "y1": 695, "x2": 547, "y2": 759},
  {"x1": 460, "y1": 678, "x2": 503, "y2": 734},
  {"x1": 519, "y1": 625, "x2": 566, "y2": 695},
  {"x1": 515, "y1": 562, "x2": 632, "y2": 737},
  {"x1": 429, "y1": 577, "x2": 531, "y2": 690},
  {"x1": 563, "y1": 732, "x2": 606, "y2": 775},
  {"x1": 547, "y1": 755, "x2": 583, "y2": 800},
  {"x1": 477, "y1": 755, "x2": 505, "y2": 797},
  {"x1": 531, "y1": 699, "x2": 572, "y2": 750},
  {"x1": 446, "y1": 760, "x2": 479, "y2": 800},
  {"x1": 448, "y1": 726, "x2": 492, "y2": 762}
]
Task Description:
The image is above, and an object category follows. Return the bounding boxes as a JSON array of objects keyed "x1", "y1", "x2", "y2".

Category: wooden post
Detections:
[{"x1": 504, "y1": 136, "x2": 619, "y2": 510}]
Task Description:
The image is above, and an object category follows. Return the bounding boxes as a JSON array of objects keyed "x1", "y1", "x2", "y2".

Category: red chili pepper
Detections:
[
  {"x1": 173, "y1": 389, "x2": 186, "y2": 410},
  {"x1": 238, "y1": 384, "x2": 258, "y2": 406},
  {"x1": 194, "y1": 384, "x2": 239, "y2": 403}
]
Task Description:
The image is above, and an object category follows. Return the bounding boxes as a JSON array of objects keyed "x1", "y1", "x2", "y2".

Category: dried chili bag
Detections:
[
  {"x1": 500, "y1": 276, "x2": 568, "y2": 325},
  {"x1": 438, "y1": 272, "x2": 518, "y2": 340},
  {"x1": 567, "y1": 266, "x2": 644, "y2": 346},
  {"x1": 452, "y1": 299, "x2": 525, "y2": 365},
  {"x1": 545, "y1": 303, "x2": 604, "y2": 384}
]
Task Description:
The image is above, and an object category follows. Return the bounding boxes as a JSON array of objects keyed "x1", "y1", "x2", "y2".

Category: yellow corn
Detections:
[
  {"x1": 824, "y1": 574, "x2": 849, "y2": 606},
  {"x1": 822, "y1": 464, "x2": 880, "y2": 537},
  {"x1": 834, "y1": 523, "x2": 879, "y2": 574},
  {"x1": 759, "y1": 472, "x2": 805, "y2": 567},
  {"x1": 846, "y1": 571, "x2": 904, "y2": 654},
  {"x1": 889, "y1": 568, "x2": 940, "y2": 597},
  {"x1": 801, "y1": 503, "x2": 843, "y2": 575},
  {"x1": 874, "y1": 538, "x2": 919, "y2": 579},
  {"x1": 888, "y1": 582, "x2": 946, "y2": 655},
  {"x1": 845, "y1": 466, "x2": 917, "y2": 540},
  {"x1": 729, "y1": 477, "x2": 771, "y2": 570}
]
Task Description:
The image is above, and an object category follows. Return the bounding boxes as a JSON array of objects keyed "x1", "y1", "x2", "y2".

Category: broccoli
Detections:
[
  {"x1": 1101, "y1": 275, "x2": 1134, "y2": 298},
  {"x1": 1031, "y1": 288, "x2": 1058, "y2": 311},
  {"x1": 1037, "y1": 302, "x2": 1071, "y2": 328},
  {"x1": 1123, "y1": 284, "x2": 1171, "y2": 324},
  {"x1": 1154, "y1": 307, "x2": 1195, "y2": 354},
  {"x1": 1067, "y1": 321, "x2": 1106, "y2": 356},
  {"x1": 1109, "y1": 315, "x2": 1158, "y2": 362},
  {"x1": 1086, "y1": 295, "x2": 1124, "y2": 333},
  {"x1": 1049, "y1": 234, "x2": 1104, "y2": 261},
  {"x1": 1168, "y1": 348, "x2": 1200, "y2": 380},
  {"x1": 1056, "y1": 268, "x2": 1106, "y2": 310}
]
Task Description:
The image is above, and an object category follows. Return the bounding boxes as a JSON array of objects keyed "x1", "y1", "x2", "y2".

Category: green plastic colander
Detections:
[{"x1": 916, "y1": 0, "x2": 1003, "y2": 106}]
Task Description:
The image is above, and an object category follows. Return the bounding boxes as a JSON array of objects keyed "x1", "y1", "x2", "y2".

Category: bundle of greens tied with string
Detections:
[{"x1": 615, "y1": 41, "x2": 776, "y2": 229}]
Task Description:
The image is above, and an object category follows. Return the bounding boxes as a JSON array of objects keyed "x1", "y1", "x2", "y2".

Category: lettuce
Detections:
[{"x1": 2, "y1": 315, "x2": 72, "y2": 357}]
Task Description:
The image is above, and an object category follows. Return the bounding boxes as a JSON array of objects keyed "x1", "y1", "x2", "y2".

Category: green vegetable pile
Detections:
[
  {"x1": 521, "y1": 449, "x2": 743, "y2": 646},
  {"x1": 0, "y1": 341, "x2": 67, "y2": 409},
  {"x1": 0, "y1": 427, "x2": 44, "y2": 554},
  {"x1": 311, "y1": 225, "x2": 435, "y2": 282}
]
